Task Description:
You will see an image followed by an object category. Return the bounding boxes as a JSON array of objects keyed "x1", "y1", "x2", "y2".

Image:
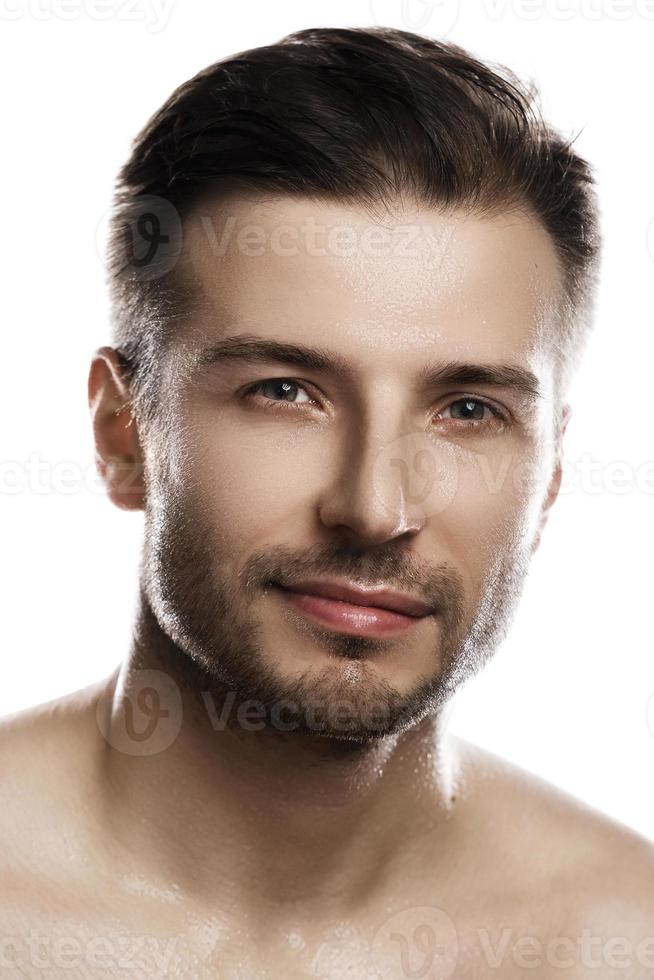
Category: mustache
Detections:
[{"x1": 241, "y1": 543, "x2": 465, "y2": 619}]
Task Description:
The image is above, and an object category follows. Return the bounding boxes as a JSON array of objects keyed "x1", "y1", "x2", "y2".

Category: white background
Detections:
[{"x1": 0, "y1": 0, "x2": 652, "y2": 840}]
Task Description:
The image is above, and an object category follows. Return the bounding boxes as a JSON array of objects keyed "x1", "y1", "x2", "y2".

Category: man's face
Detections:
[{"x1": 138, "y1": 194, "x2": 564, "y2": 740}]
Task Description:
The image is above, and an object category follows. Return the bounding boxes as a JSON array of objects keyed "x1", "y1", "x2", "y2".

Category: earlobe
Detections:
[{"x1": 88, "y1": 346, "x2": 146, "y2": 511}]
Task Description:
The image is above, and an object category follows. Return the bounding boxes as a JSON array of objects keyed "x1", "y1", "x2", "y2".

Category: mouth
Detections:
[{"x1": 270, "y1": 581, "x2": 434, "y2": 638}]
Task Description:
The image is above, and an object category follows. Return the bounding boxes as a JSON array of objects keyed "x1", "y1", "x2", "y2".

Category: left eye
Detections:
[
  {"x1": 437, "y1": 398, "x2": 499, "y2": 422},
  {"x1": 244, "y1": 379, "x2": 314, "y2": 406}
]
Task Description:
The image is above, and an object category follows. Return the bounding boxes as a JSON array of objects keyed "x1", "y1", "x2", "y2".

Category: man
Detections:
[{"x1": 1, "y1": 24, "x2": 652, "y2": 980}]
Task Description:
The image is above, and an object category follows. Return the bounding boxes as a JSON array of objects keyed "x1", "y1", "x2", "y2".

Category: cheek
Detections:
[
  {"x1": 435, "y1": 441, "x2": 548, "y2": 577},
  {"x1": 177, "y1": 418, "x2": 325, "y2": 557}
]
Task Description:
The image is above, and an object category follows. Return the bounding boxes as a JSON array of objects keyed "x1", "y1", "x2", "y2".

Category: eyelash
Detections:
[{"x1": 241, "y1": 378, "x2": 508, "y2": 427}]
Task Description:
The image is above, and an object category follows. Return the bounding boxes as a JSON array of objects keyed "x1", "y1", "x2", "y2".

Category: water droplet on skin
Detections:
[{"x1": 287, "y1": 929, "x2": 306, "y2": 950}]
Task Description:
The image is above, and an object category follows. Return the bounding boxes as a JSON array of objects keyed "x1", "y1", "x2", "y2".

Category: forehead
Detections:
[{"x1": 176, "y1": 193, "x2": 563, "y2": 377}]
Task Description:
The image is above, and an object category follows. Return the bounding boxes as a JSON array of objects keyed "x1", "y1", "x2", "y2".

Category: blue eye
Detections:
[
  {"x1": 243, "y1": 378, "x2": 314, "y2": 408},
  {"x1": 445, "y1": 398, "x2": 494, "y2": 421}
]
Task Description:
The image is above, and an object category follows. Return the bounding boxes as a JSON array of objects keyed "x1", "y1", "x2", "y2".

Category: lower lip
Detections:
[{"x1": 273, "y1": 585, "x2": 428, "y2": 636}]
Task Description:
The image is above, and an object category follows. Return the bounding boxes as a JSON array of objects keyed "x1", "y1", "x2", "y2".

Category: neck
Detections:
[{"x1": 98, "y1": 586, "x2": 464, "y2": 918}]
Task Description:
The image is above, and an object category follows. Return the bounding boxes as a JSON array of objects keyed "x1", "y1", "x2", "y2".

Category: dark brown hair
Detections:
[{"x1": 106, "y1": 25, "x2": 601, "y2": 429}]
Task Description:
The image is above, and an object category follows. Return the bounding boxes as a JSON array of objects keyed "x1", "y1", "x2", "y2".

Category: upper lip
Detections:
[{"x1": 277, "y1": 578, "x2": 433, "y2": 618}]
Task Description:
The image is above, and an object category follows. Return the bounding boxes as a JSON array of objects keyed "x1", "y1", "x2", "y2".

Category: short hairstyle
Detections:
[{"x1": 105, "y1": 25, "x2": 601, "y2": 432}]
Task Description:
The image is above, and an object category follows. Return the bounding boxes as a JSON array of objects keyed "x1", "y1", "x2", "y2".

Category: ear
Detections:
[
  {"x1": 88, "y1": 346, "x2": 146, "y2": 511},
  {"x1": 531, "y1": 403, "x2": 570, "y2": 555}
]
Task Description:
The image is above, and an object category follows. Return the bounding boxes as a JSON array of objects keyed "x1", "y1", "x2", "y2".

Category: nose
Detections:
[{"x1": 317, "y1": 420, "x2": 428, "y2": 546}]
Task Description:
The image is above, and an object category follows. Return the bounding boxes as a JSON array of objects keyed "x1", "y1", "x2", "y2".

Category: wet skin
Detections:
[{"x1": 1, "y1": 196, "x2": 653, "y2": 979}]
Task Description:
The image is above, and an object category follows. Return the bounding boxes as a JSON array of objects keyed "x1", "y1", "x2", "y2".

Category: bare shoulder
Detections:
[
  {"x1": 452, "y1": 735, "x2": 654, "y2": 978},
  {"x1": 0, "y1": 674, "x2": 117, "y2": 894},
  {"x1": 0, "y1": 673, "x2": 114, "y2": 781},
  {"x1": 453, "y1": 733, "x2": 654, "y2": 885}
]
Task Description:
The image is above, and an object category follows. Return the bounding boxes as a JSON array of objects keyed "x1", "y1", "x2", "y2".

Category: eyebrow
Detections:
[
  {"x1": 417, "y1": 361, "x2": 542, "y2": 399},
  {"x1": 195, "y1": 335, "x2": 353, "y2": 377},
  {"x1": 193, "y1": 334, "x2": 542, "y2": 400}
]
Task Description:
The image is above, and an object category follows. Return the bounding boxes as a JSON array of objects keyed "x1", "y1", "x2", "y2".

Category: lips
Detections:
[{"x1": 275, "y1": 579, "x2": 433, "y2": 618}]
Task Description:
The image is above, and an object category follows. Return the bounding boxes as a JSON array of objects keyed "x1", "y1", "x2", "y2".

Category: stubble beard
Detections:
[{"x1": 139, "y1": 484, "x2": 532, "y2": 743}]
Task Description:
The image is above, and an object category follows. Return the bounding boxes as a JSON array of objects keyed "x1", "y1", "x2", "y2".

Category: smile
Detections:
[{"x1": 271, "y1": 583, "x2": 433, "y2": 637}]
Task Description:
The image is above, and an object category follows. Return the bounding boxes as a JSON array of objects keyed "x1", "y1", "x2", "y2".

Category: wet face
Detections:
[{"x1": 139, "y1": 194, "x2": 565, "y2": 741}]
